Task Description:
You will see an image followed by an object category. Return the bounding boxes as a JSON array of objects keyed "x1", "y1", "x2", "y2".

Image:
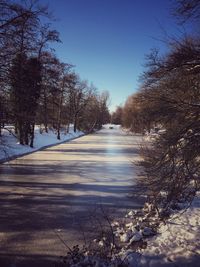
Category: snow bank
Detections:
[
  {"x1": 0, "y1": 125, "x2": 84, "y2": 163},
  {"x1": 141, "y1": 194, "x2": 200, "y2": 267},
  {"x1": 114, "y1": 194, "x2": 200, "y2": 267}
]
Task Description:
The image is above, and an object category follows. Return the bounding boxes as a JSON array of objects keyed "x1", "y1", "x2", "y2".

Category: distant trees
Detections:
[
  {"x1": 96, "y1": 91, "x2": 111, "y2": 128},
  {"x1": 111, "y1": 106, "x2": 122, "y2": 125},
  {"x1": 67, "y1": 74, "x2": 93, "y2": 133},
  {"x1": 78, "y1": 91, "x2": 110, "y2": 132},
  {"x1": 0, "y1": 0, "x2": 110, "y2": 147}
]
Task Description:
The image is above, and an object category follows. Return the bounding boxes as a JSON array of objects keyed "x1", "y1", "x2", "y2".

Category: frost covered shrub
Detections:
[
  {"x1": 56, "y1": 204, "x2": 160, "y2": 267},
  {"x1": 55, "y1": 206, "x2": 154, "y2": 267},
  {"x1": 139, "y1": 122, "x2": 200, "y2": 216},
  {"x1": 135, "y1": 37, "x2": 200, "y2": 216}
]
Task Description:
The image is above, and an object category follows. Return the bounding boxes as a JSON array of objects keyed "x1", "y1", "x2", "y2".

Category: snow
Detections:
[
  {"x1": 140, "y1": 194, "x2": 200, "y2": 267},
  {"x1": 120, "y1": 232, "x2": 131, "y2": 243},
  {"x1": 115, "y1": 193, "x2": 200, "y2": 267},
  {"x1": 0, "y1": 125, "x2": 84, "y2": 162}
]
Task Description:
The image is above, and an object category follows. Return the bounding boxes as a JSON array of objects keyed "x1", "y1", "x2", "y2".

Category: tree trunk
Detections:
[
  {"x1": 0, "y1": 102, "x2": 1, "y2": 137},
  {"x1": 66, "y1": 122, "x2": 70, "y2": 133},
  {"x1": 30, "y1": 123, "x2": 35, "y2": 148},
  {"x1": 89, "y1": 119, "x2": 97, "y2": 133},
  {"x1": 24, "y1": 122, "x2": 29, "y2": 145},
  {"x1": 57, "y1": 125, "x2": 60, "y2": 140},
  {"x1": 15, "y1": 121, "x2": 18, "y2": 135},
  {"x1": 43, "y1": 88, "x2": 48, "y2": 133},
  {"x1": 19, "y1": 122, "x2": 24, "y2": 145},
  {"x1": 44, "y1": 122, "x2": 48, "y2": 133},
  {"x1": 73, "y1": 115, "x2": 77, "y2": 132}
]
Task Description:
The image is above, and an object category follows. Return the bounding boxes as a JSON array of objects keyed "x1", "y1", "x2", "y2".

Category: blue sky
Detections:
[{"x1": 40, "y1": 0, "x2": 180, "y2": 111}]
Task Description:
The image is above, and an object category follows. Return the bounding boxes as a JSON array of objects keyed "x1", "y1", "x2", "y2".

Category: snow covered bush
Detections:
[
  {"x1": 56, "y1": 205, "x2": 159, "y2": 267},
  {"x1": 140, "y1": 126, "x2": 200, "y2": 217},
  {"x1": 128, "y1": 35, "x2": 200, "y2": 217}
]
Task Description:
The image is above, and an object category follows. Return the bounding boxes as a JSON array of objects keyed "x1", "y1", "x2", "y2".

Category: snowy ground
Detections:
[
  {"x1": 140, "y1": 195, "x2": 200, "y2": 267},
  {"x1": 58, "y1": 193, "x2": 200, "y2": 267},
  {"x1": 0, "y1": 125, "x2": 84, "y2": 162},
  {"x1": 115, "y1": 193, "x2": 200, "y2": 267}
]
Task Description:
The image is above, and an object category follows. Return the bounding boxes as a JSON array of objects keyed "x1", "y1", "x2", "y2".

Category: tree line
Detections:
[
  {"x1": 0, "y1": 0, "x2": 110, "y2": 147},
  {"x1": 112, "y1": 0, "x2": 200, "y2": 213}
]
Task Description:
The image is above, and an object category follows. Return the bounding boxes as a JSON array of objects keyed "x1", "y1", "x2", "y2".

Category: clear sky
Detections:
[{"x1": 40, "y1": 0, "x2": 180, "y2": 111}]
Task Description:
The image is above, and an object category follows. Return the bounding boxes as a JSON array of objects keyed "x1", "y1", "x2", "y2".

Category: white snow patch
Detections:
[
  {"x1": 113, "y1": 195, "x2": 200, "y2": 266},
  {"x1": 141, "y1": 193, "x2": 200, "y2": 266},
  {"x1": 120, "y1": 232, "x2": 131, "y2": 243},
  {"x1": 0, "y1": 125, "x2": 84, "y2": 162}
]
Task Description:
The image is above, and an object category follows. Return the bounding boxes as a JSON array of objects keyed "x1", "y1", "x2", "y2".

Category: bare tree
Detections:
[
  {"x1": 174, "y1": 0, "x2": 200, "y2": 22},
  {"x1": 136, "y1": 36, "x2": 200, "y2": 213},
  {"x1": 66, "y1": 74, "x2": 93, "y2": 132}
]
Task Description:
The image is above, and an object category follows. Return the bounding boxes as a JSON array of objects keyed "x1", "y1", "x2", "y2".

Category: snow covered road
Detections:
[{"x1": 0, "y1": 126, "x2": 144, "y2": 267}]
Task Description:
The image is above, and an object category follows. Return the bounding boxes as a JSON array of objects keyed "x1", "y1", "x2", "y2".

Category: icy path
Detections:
[{"x1": 0, "y1": 126, "x2": 144, "y2": 267}]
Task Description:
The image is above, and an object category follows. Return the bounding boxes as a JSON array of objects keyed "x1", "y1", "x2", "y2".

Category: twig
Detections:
[{"x1": 53, "y1": 230, "x2": 73, "y2": 253}]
